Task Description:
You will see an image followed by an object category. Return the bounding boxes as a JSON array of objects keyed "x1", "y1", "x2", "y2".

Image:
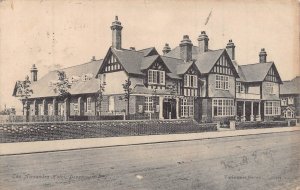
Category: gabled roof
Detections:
[
  {"x1": 111, "y1": 48, "x2": 144, "y2": 75},
  {"x1": 280, "y1": 76, "x2": 300, "y2": 95},
  {"x1": 138, "y1": 47, "x2": 159, "y2": 57},
  {"x1": 161, "y1": 56, "x2": 186, "y2": 79},
  {"x1": 16, "y1": 59, "x2": 103, "y2": 99},
  {"x1": 195, "y1": 49, "x2": 225, "y2": 74},
  {"x1": 140, "y1": 55, "x2": 160, "y2": 70},
  {"x1": 238, "y1": 62, "x2": 275, "y2": 83},
  {"x1": 165, "y1": 46, "x2": 200, "y2": 59},
  {"x1": 282, "y1": 106, "x2": 296, "y2": 112}
]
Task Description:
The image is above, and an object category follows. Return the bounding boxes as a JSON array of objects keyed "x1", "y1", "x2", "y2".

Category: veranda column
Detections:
[
  {"x1": 42, "y1": 99, "x2": 47, "y2": 115},
  {"x1": 33, "y1": 100, "x2": 37, "y2": 115},
  {"x1": 159, "y1": 96, "x2": 164, "y2": 119},
  {"x1": 176, "y1": 97, "x2": 180, "y2": 119},
  {"x1": 242, "y1": 101, "x2": 246, "y2": 122},
  {"x1": 64, "y1": 98, "x2": 70, "y2": 121},
  {"x1": 53, "y1": 98, "x2": 58, "y2": 115},
  {"x1": 257, "y1": 101, "x2": 261, "y2": 121},
  {"x1": 250, "y1": 101, "x2": 254, "y2": 121},
  {"x1": 78, "y1": 97, "x2": 83, "y2": 116}
]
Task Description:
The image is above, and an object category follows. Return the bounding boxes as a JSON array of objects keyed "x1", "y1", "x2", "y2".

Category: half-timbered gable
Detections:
[
  {"x1": 264, "y1": 64, "x2": 282, "y2": 83},
  {"x1": 210, "y1": 52, "x2": 237, "y2": 76},
  {"x1": 145, "y1": 56, "x2": 171, "y2": 89},
  {"x1": 182, "y1": 64, "x2": 201, "y2": 97},
  {"x1": 100, "y1": 51, "x2": 124, "y2": 74}
]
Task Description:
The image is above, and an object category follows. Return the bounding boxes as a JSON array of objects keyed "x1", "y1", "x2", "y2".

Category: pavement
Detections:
[{"x1": 0, "y1": 126, "x2": 299, "y2": 156}]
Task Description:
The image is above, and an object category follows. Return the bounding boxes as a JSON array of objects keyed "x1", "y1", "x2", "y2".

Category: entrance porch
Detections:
[
  {"x1": 236, "y1": 100, "x2": 262, "y2": 122},
  {"x1": 158, "y1": 96, "x2": 180, "y2": 119}
]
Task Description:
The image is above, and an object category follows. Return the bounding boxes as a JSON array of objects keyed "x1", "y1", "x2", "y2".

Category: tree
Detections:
[
  {"x1": 120, "y1": 78, "x2": 132, "y2": 119},
  {"x1": 95, "y1": 77, "x2": 106, "y2": 117},
  {"x1": 52, "y1": 71, "x2": 71, "y2": 119},
  {"x1": 52, "y1": 71, "x2": 71, "y2": 98},
  {"x1": 16, "y1": 75, "x2": 33, "y2": 122}
]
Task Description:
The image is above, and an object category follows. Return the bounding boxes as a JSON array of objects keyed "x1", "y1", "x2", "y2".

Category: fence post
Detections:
[
  {"x1": 230, "y1": 120, "x2": 236, "y2": 130},
  {"x1": 217, "y1": 121, "x2": 221, "y2": 130}
]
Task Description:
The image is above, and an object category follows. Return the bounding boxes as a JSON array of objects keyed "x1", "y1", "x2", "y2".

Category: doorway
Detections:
[{"x1": 163, "y1": 99, "x2": 176, "y2": 119}]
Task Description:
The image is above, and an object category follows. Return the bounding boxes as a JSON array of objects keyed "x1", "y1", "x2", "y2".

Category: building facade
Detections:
[
  {"x1": 13, "y1": 16, "x2": 285, "y2": 122},
  {"x1": 280, "y1": 76, "x2": 300, "y2": 119}
]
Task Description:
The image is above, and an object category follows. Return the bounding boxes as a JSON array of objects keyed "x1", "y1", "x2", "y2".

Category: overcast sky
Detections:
[{"x1": 0, "y1": 0, "x2": 299, "y2": 111}]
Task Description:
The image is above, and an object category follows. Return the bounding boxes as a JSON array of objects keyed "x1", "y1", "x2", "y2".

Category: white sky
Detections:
[{"x1": 0, "y1": 0, "x2": 299, "y2": 111}]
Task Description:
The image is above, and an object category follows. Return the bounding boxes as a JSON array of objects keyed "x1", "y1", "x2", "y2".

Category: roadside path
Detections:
[{"x1": 1, "y1": 126, "x2": 299, "y2": 156}]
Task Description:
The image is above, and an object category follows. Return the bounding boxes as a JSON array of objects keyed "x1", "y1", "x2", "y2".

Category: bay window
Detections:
[
  {"x1": 264, "y1": 101, "x2": 280, "y2": 115},
  {"x1": 213, "y1": 99, "x2": 235, "y2": 116},
  {"x1": 215, "y1": 75, "x2": 229, "y2": 90}
]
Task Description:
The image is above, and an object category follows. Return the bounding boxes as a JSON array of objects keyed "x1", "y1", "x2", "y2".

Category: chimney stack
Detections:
[
  {"x1": 110, "y1": 16, "x2": 123, "y2": 50},
  {"x1": 198, "y1": 31, "x2": 209, "y2": 53},
  {"x1": 91, "y1": 56, "x2": 96, "y2": 61},
  {"x1": 162, "y1": 43, "x2": 171, "y2": 55},
  {"x1": 179, "y1": 35, "x2": 193, "y2": 62},
  {"x1": 30, "y1": 64, "x2": 38, "y2": 82},
  {"x1": 130, "y1": 47, "x2": 136, "y2": 51},
  {"x1": 259, "y1": 48, "x2": 267, "y2": 63},
  {"x1": 226, "y1": 39, "x2": 235, "y2": 60}
]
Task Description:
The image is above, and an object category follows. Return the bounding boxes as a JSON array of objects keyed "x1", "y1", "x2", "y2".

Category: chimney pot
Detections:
[
  {"x1": 226, "y1": 39, "x2": 235, "y2": 60},
  {"x1": 179, "y1": 35, "x2": 193, "y2": 62},
  {"x1": 30, "y1": 64, "x2": 38, "y2": 81},
  {"x1": 91, "y1": 56, "x2": 96, "y2": 61},
  {"x1": 259, "y1": 48, "x2": 267, "y2": 63},
  {"x1": 130, "y1": 47, "x2": 136, "y2": 50},
  {"x1": 111, "y1": 16, "x2": 123, "y2": 49},
  {"x1": 162, "y1": 43, "x2": 171, "y2": 55},
  {"x1": 198, "y1": 31, "x2": 209, "y2": 53}
]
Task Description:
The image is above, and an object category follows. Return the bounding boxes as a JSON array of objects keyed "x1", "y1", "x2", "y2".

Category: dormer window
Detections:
[
  {"x1": 148, "y1": 70, "x2": 165, "y2": 85},
  {"x1": 70, "y1": 76, "x2": 80, "y2": 83},
  {"x1": 184, "y1": 74, "x2": 197, "y2": 88},
  {"x1": 81, "y1": 73, "x2": 93, "y2": 82}
]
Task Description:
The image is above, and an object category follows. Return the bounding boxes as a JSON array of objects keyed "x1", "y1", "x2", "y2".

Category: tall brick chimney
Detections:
[
  {"x1": 162, "y1": 43, "x2": 171, "y2": 55},
  {"x1": 226, "y1": 39, "x2": 235, "y2": 60},
  {"x1": 110, "y1": 16, "x2": 123, "y2": 50},
  {"x1": 198, "y1": 31, "x2": 209, "y2": 53},
  {"x1": 30, "y1": 64, "x2": 38, "y2": 82},
  {"x1": 259, "y1": 48, "x2": 267, "y2": 63},
  {"x1": 179, "y1": 35, "x2": 193, "y2": 62}
]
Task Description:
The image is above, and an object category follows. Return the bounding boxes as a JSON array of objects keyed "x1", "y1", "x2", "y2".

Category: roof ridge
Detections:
[
  {"x1": 239, "y1": 61, "x2": 274, "y2": 67},
  {"x1": 60, "y1": 59, "x2": 103, "y2": 70},
  {"x1": 137, "y1": 47, "x2": 155, "y2": 51},
  {"x1": 161, "y1": 55, "x2": 184, "y2": 61}
]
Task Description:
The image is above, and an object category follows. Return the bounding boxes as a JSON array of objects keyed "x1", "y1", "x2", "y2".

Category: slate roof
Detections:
[
  {"x1": 23, "y1": 59, "x2": 103, "y2": 98},
  {"x1": 111, "y1": 48, "x2": 144, "y2": 75},
  {"x1": 140, "y1": 55, "x2": 160, "y2": 70},
  {"x1": 195, "y1": 49, "x2": 225, "y2": 74},
  {"x1": 165, "y1": 46, "x2": 200, "y2": 60},
  {"x1": 238, "y1": 62, "x2": 274, "y2": 82},
  {"x1": 138, "y1": 47, "x2": 157, "y2": 57},
  {"x1": 280, "y1": 76, "x2": 300, "y2": 95},
  {"x1": 165, "y1": 48, "x2": 235, "y2": 75}
]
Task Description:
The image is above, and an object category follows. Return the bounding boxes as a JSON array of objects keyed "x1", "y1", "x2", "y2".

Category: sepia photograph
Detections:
[{"x1": 0, "y1": 0, "x2": 299, "y2": 189}]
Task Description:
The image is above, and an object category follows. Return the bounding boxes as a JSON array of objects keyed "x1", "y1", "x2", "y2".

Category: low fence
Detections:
[
  {"x1": 0, "y1": 119, "x2": 217, "y2": 143},
  {"x1": 236, "y1": 120, "x2": 297, "y2": 130}
]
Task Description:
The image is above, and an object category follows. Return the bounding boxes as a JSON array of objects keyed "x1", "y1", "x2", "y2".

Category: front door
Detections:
[{"x1": 163, "y1": 99, "x2": 176, "y2": 119}]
